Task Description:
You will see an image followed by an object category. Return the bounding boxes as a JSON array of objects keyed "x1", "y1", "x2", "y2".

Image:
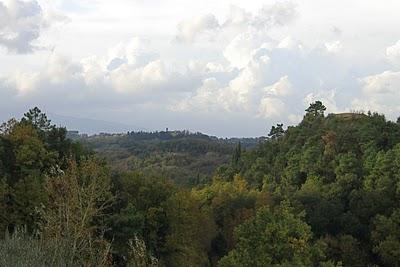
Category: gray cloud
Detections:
[
  {"x1": 252, "y1": 1, "x2": 297, "y2": 29},
  {"x1": 172, "y1": 37, "x2": 351, "y2": 122},
  {"x1": 0, "y1": 31, "x2": 381, "y2": 135},
  {"x1": 175, "y1": 1, "x2": 297, "y2": 43},
  {"x1": 0, "y1": 0, "x2": 48, "y2": 53},
  {"x1": 3, "y1": 1, "x2": 400, "y2": 136}
]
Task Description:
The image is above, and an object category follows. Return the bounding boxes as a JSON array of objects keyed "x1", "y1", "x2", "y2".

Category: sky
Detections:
[{"x1": 1, "y1": 0, "x2": 400, "y2": 136}]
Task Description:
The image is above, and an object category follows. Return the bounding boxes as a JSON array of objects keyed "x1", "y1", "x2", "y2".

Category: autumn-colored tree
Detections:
[
  {"x1": 194, "y1": 175, "x2": 269, "y2": 263},
  {"x1": 163, "y1": 190, "x2": 216, "y2": 266},
  {"x1": 42, "y1": 158, "x2": 114, "y2": 266}
]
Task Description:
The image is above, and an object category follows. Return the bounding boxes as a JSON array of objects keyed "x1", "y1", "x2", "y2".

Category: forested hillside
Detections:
[
  {"x1": 79, "y1": 131, "x2": 261, "y2": 186},
  {"x1": 1, "y1": 103, "x2": 400, "y2": 266}
]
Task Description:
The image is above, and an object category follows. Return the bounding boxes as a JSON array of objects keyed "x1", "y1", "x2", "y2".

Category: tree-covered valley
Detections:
[
  {"x1": 77, "y1": 129, "x2": 261, "y2": 187},
  {"x1": 2, "y1": 102, "x2": 400, "y2": 266}
]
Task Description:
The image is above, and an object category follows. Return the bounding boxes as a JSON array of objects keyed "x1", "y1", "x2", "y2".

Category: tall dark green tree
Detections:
[
  {"x1": 22, "y1": 107, "x2": 52, "y2": 132},
  {"x1": 268, "y1": 123, "x2": 285, "y2": 139},
  {"x1": 306, "y1": 101, "x2": 327, "y2": 117},
  {"x1": 231, "y1": 142, "x2": 242, "y2": 170}
]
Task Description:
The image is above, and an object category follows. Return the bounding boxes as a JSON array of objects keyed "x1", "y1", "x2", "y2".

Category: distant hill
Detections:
[
  {"x1": 49, "y1": 113, "x2": 146, "y2": 135},
  {"x1": 78, "y1": 130, "x2": 264, "y2": 186}
]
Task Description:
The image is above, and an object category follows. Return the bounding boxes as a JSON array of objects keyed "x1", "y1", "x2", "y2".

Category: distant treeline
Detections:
[{"x1": 78, "y1": 129, "x2": 263, "y2": 186}]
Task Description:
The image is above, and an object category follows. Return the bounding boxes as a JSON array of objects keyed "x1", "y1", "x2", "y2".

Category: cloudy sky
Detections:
[{"x1": 1, "y1": 0, "x2": 400, "y2": 136}]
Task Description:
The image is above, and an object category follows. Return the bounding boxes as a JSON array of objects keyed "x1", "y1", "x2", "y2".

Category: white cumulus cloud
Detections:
[
  {"x1": 252, "y1": 1, "x2": 297, "y2": 30},
  {"x1": 304, "y1": 89, "x2": 339, "y2": 114},
  {"x1": 258, "y1": 97, "x2": 285, "y2": 118},
  {"x1": 362, "y1": 70, "x2": 400, "y2": 94},
  {"x1": 386, "y1": 40, "x2": 400, "y2": 67},
  {"x1": 264, "y1": 75, "x2": 292, "y2": 97},
  {"x1": 351, "y1": 70, "x2": 400, "y2": 119},
  {"x1": 175, "y1": 1, "x2": 297, "y2": 45},
  {"x1": 0, "y1": 0, "x2": 51, "y2": 53},
  {"x1": 175, "y1": 14, "x2": 220, "y2": 42}
]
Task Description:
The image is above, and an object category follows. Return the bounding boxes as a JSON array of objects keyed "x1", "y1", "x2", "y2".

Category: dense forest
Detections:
[
  {"x1": 78, "y1": 130, "x2": 261, "y2": 186},
  {"x1": 1, "y1": 102, "x2": 400, "y2": 266}
]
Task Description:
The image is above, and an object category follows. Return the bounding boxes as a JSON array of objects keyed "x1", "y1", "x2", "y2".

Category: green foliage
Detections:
[
  {"x1": 371, "y1": 209, "x2": 400, "y2": 266},
  {"x1": 193, "y1": 175, "x2": 270, "y2": 263},
  {"x1": 42, "y1": 158, "x2": 114, "y2": 264},
  {"x1": 163, "y1": 191, "x2": 216, "y2": 266},
  {"x1": 216, "y1": 102, "x2": 400, "y2": 266},
  {"x1": 0, "y1": 109, "x2": 108, "y2": 265},
  {"x1": 306, "y1": 101, "x2": 327, "y2": 117},
  {"x1": 80, "y1": 131, "x2": 261, "y2": 186},
  {"x1": 320, "y1": 234, "x2": 367, "y2": 267},
  {"x1": 231, "y1": 142, "x2": 242, "y2": 170},
  {"x1": 12, "y1": 175, "x2": 47, "y2": 232},
  {"x1": 21, "y1": 107, "x2": 52, "y2": 132},
  {"x1": 218, "y1": 204, "x2": 315, "y2": 267},
  {"x1": 3, "y1": 104, "x2": 400, "y2": 266},
  {"x1": 108, "y1": 172, "x2": 173, "y2": 255},
  {"x1": 268, "y1": 123, "x2": 285, "y2": 139},
  {"x1": 0, "y1": 178, "x2": 8, "y2": 235},
  {"x1": 108, "y1": 172, "x2": 217, "y2": 266}
]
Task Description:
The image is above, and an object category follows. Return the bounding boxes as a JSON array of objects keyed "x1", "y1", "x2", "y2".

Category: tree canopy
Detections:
[{"x1": 2, "y1": 103, "x2": 400, "y2": 266}]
